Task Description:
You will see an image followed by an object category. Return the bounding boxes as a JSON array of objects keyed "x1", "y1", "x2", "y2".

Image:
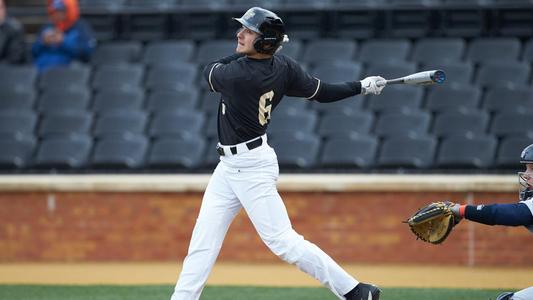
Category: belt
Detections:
[{"x1": 216, "y1": 135, "x2": 265, "y2": 156}]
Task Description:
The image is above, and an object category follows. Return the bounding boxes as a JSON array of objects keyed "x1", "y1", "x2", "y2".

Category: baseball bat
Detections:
[{"x1": 376, "y1": 70, "x2": 446, "y2": 87}]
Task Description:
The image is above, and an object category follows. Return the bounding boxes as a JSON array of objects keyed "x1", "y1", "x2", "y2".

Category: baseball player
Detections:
[
  {"x1": 450, "y1": 144, "x2": 533, "y2": 300},
  {"x1": 171, "y1": 7, "x2": 385, "y2": 300}
]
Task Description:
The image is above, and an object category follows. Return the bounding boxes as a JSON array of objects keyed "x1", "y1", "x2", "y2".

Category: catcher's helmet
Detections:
[
  {"x1": 519, "y1": 144, "x2": 533, "y2": 200},
  {"x1": 233, "y1": 7, "x2": 286, "y2": 55}
]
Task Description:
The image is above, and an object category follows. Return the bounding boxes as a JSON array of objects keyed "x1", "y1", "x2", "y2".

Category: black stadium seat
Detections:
[
  {"x1": 466, "y1": 37, "x2": 522, "y2": 64},
  {"x1": 311, "y1": 61, "x2": 362, "y2": 83},
  {"x1": 39, "y1": 110, "x2": 93, "y2": 138},
  {"x1": 91, "y1": 41, "x2": 142, "y2": 65},
  {"x1": 377, "y1": 135, "x2": 437, "y2": 169},
  {"x1": 0, "y1": 65, "x2": 37, "y2": 91},
  {"x1": 148, "y1": 137, "x2": 207, "y2": 169},
  {"x1": 143, "y1": 40, "x2": 195, "y2": 66},
  {"x1": 0, "y1": 135, "x2": 36, "y2": 169},
  {"x1": 483, "y1": 86, "x2": 533, "y2": 113},
  {"x1": 475, "y1": 62, "x2": 530, "y2": 88},
  {"x1": 37, "y1": 88, "x2": 91, "y2": 113},
  {"x1": 92, "y1": 64, "x2": 144, "y2": 91},
  {"x1": 301, "y1": 39, "x2": 357, "y2": 65},
  {"x1": 0, "y1": 89, "x2": 36, "y2": 110},
  {"x1": 34, "y1": 135, "x2": 93, "y2": 169},
  {"x1": 358, "y1": 39, "x2": 411, "y2": 64},
  {"x1": 425, "y1": 84, "x2": 481, "y2": 112},
  {"x1": 496, "y1": 136, "x2": 533, "y2": 169},
  {"x1": 320, "y1": 134, "x2": 378, "y2": 169},
  {"x1": 91, "y1": 135, "x2": 149, "y2": 169},
  {"x1": 374, "y1": 109, "x2": 431, "y2": 137},
  {"x1": 149, "y1": 110, "x2": 205, "y2": 139},
  {"x1": 38, "y1": 66, "x2": 91, "y2": 91},
  {"x1": 366, "y1": 85, "x2": 423, "y2": 113},
  {"x1": 410, "y1": 38, "x2": 465, "y2": 65},
  {"x1": 93, "y1": 110, "x2": 148, "y2": 138},
  {"x1": 0, "y1": 110, "x2": 37, "y2": 138},
  {"x1": 145, "y1": 63, "x2": 198, "y2": 91},
  {"x1": 318, "y1": 111, "x2": 374, "y2": 138},
  {"x1": 436, "y1": 135, "x2": 497, "y2": 169},
  {"x1": 146, "y1": 89, "x2": 200, "y2": 112},
  {"x1": 490, "y1": 111, "x2": 533, "y2": 138},
  {"x1": 92, "y1": 88, "x2": 145, "y2": 113},
  {"x1": 269, "y1": 133, "x2": 320, "y2": 169},
  {"x1": 432, "y1": 109, "x2": 489, "y2": 138}
]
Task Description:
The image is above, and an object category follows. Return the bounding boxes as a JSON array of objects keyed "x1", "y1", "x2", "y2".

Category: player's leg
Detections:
[
  {"x1": 171, "y1": 163, "x2": 241, "y2": 300},
  {"x1": 227, "y1": 147, "x2": 358, "y2": 299}
]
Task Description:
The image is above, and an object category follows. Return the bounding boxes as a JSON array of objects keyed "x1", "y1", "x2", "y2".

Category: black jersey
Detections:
[{"x1": 204, "y1": 54, "x2": 319, "y2": 145}]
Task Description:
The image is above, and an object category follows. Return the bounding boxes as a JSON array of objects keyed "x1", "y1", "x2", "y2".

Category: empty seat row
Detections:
[
  {"x1": 0, "y1": 133, "x2": 529, "y2": 171},
  {"x1": 88, "y1": 37, "x2": 533, "y2": 66},
  {"x1": 2, "y1": 108, "x2": 532, "y2": 143}
]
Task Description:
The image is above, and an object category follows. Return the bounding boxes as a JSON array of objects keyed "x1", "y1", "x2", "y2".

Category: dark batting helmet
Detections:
[
  {"x1": 233, "y1": 7, "x2": 286, "y2": 55},
  {"x1": 519, "y1": 144, "x2": 533, "y2": 200}
]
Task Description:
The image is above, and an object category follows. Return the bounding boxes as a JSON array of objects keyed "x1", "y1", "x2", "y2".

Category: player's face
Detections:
[
  {"x1": 236, "y1": 26, "x2": 259, "y2": 55},
  {"x1": 522, "y1": 164, "x2": 533, "y2": 187}
]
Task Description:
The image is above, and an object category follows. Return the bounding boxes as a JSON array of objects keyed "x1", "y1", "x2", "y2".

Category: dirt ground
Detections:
[{"x1": 0, "y1": 263, "x2": 531, "y2": 289}]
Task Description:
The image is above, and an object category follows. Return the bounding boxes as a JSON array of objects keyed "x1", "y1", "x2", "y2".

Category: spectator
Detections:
[
  {"x1": 32, "y1": 0, "x2": 95, "y2": 72},
  {"x1": 0, "y1": 0, "x2": 27, "y2": 64}
]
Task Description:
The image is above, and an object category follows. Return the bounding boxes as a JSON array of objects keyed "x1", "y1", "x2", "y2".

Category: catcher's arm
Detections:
[{"x1": 452, "y1": 203, "x2": 533, "y2": 226}]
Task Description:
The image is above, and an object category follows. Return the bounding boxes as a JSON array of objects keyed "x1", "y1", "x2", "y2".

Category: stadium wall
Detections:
[{"x1": 1, "y1": 174, "x2": 531, "y2": 267}]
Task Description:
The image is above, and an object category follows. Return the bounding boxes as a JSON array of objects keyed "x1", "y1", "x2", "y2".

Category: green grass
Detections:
[{"x1": 0, "y1": 285, "x2": 509, "y2": 300}]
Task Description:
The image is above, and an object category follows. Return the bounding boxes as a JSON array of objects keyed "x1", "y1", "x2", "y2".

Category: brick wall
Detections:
[{"x1": 1, "y1": 191, "x2": 531, "y2": 266}]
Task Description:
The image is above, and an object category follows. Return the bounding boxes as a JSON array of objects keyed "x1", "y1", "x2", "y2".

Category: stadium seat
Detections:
[
  {"x1": 301, "y1": 39, "x2": 357, "y2": 65},
  {"x1": 37, "y1": 88, "x2": 91, "y2": 113},
  {"x1": 146, "y1": 89, "x2": 200, "y2": 112},
  {"x1": 275, "y1": 96, "x2": 310, "y2": 115},
  {"x1": 482, "y1": 86, "x2": 533, "y2": 113},
  {"x1": 421, "y1": 61, "x2": 474, "y2": 85},
  {"x1": 147, "y1": 137, "x2": 207, "y2": 169},
  {"x1": 145, "y1": 63, "x2": 198, "y2": 91},
  {"x1": 269, "y1": 133, "x2": 320, "y2": 169},
  {"x1": 0, "y1": 135, "x2": 36, "y2": 169},
  {"x1": 496, "y1": 136, "x2": 533, "y2": 169},
  {"x1": 0, "y1": 89, "x2": 36, "y2": 110},
  {"x1": 312, "y1": 61, "x2": 362, "y2": 83},
  {"x1": 523, "y1": 38, "x2": 533, "y2": 63},
  {"x1": 205, "y1": 114, "x2": 218, "y2": 138},
  {"x1": 148, "y1": 110, "x2": 205, "y2": 139},
  {"x1": 310, "y1": 95, "x2": 365, "y2": 115},
  {"x1": 92, "y1": 64, "x2": 145, "y2": 91},
  {"x1": 93, "y1": 110, "x2": 148, "y2": 138},
  {"x1": 432, "y1": 109, "x2": 490, "y2": 138},
  {"x1": 364, "y1": 61, "x2": 417, "y2": 79},
  {"x1": 126, "y1": 0, "x2": 178, "y2": 9},
  {"x1": 92, "y1": 88, "x2": 145, "y2": 113},
  {"x1": 357, "y1": 39, "x2": 412, "y2": 64},
  {"x1": 143, "y1": 40, "x2": 195, "y2": 66},
  {"x1": 196, "y1": 40, "x2": 235, "y2": 66},
  {"x1": 38, "y1": 110, "x2": 93, "y2": 138},
  {"x1": 474, "y1": 62, "x2": 530, "y2": 88},
  {"x1": 199, "y1": 92, "x2": 221, "y2": 115},
  {"x1": 0, "y1": 65, "x2": 37, "y2": 91},
  {"x1": 490, "y1": 110, "x2": 533, "y2": 138},
  {"x1": 319, "y1": 134, "x2": 378, "y2": 169},
  {"x1": 436, "y1": 135, "x2": 497, "y2": 169},
  {"x1": 318, "y1": 111, "x2": 374, "y2": 138},
  {"x1": 34, "y1": 135, "x2": 93, "y2": 169},
  {"x1": 268, "y1": 110, "x2": 318, "y2": 140},
  {"x1": 374, "y1": 109, "x2": 431, "y2": 137},
  {"x1": 366, "y1": 85, "x2": 423, "y2": 113},
  {"x1": 38, "y1": 66, "x2": 91, "y2": 91},
  {"x1": 466, "y1": 37, "x2": 522, "y2": 64},
  {"x1": 91, "y1": 135, "x2": 148, "y2": 169},
  {"x1": 377, "y1": 135, "x2": 437, "y2": 169},
  {"x1": 91, "y1": 41, "x2": 143, "y2": 65},
  {"x1": 276, "y1": 39, "x2": 302, "y2": 60},
  {"x1": 0, "y1": 110, "x2": 37, "y2": 138},
  {"x1": 425, "y1": 84, "x2": 482, "y2": 112},
  {"x1": 410, "y1": 38, "x2": 465, "y2": 64}
]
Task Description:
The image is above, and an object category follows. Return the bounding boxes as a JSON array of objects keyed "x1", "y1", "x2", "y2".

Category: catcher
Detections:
[{"x1": 406, "y1": 144, "x2": 533, "y2": 300}]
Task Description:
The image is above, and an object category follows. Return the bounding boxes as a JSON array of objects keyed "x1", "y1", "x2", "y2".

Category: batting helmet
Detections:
[
  {"x1": 519, "y1": 144, "x2": 533, "y2": 200},
  {"x1": 233, "y1": 7, "x2": 286, "y2": 55}
]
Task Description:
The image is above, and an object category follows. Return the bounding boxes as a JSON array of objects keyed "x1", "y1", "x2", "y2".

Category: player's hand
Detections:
[{"x1": 360, "y1": 76, "x2": 386, "y2": 95}]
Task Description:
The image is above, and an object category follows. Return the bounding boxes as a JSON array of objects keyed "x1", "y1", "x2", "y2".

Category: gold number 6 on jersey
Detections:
[{"x1": 258, "y1": 90, "x2": 274, "y2": 125}]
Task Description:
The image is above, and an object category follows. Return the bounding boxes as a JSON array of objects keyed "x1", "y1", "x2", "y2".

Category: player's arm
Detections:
[
  {"x1": 454, "y1": 203, "x2": 533, "y2": 226},
  {"x1": 203, "y1": 53, "x2": 245, "y2": 92}
]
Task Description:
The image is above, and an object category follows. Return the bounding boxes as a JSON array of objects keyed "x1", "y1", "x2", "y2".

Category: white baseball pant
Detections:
[
  {"x1": 171, "y1": 136, "x2": 358, "y2": 300},
  {"x1": 512, "y1": 287, "x2": 533, "y2": 300}
]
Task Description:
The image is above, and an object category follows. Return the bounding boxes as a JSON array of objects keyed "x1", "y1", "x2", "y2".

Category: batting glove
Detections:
[{"x1": 360, "y1": 76, "x2": 386, "y2": 95}]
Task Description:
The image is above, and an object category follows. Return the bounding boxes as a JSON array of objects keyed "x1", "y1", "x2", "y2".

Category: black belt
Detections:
[{"x1": 216, "y1": 138, "x2": 263, "y2": 156}]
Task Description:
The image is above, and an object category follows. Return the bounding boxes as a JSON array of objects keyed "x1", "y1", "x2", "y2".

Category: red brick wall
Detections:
[{"x1": 1, "y1": 191, "x2": 531, "y2": 266}]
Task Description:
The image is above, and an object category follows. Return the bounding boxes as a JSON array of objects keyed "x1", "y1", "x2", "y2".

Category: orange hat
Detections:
[{"x1": 47, "y1": 0, "x2": 79, "y2": 31}]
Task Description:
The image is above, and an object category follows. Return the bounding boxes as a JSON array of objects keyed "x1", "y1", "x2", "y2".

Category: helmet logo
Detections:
[{"x1": 243, "y1": 9, "x2": 256, "y2": 20}]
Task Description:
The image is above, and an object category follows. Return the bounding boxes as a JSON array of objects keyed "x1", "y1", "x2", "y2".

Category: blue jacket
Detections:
[{"x1": 32, "y1": 19, "x2": 95, "y2": 72}]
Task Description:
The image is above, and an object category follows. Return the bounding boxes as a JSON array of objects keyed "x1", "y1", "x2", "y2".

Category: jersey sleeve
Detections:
[
  {"x1": 203, "y1": 54, "x2": 244, "y2": 94},
  {"x1": 284, "y1": 56, "x2": 320, "y2": 99}
]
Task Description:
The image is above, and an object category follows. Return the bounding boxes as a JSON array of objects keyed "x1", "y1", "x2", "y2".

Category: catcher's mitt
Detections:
[{"x1": 406, "y1": 201, "x2": 460, "y2": 244}]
